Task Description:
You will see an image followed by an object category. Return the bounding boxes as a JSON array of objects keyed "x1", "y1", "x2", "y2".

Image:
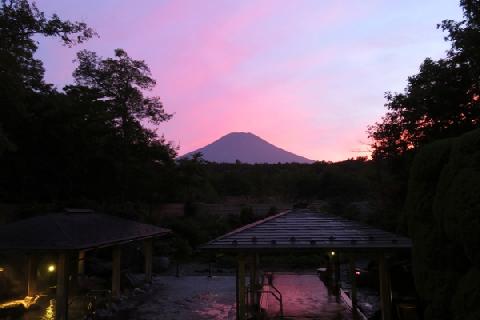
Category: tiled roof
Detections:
[
  {"x1": 0, "y1": 211, "x2": 171, "y2": 251},
  {"x1": 202, "y1": 210, "x2": 411, "y2": 252}
]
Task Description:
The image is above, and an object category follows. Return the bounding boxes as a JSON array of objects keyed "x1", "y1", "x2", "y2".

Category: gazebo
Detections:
[
  {"x1": 0, "y1": 209, "x2": 171, "y2": 320},
  {"x1": 202, "y1": 209, "x2": 412, "y2": 320}
]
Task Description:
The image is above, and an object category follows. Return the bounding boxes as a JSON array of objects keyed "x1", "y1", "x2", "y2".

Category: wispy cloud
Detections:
[{"x1": 35, "y1": 0, "x2": 463, "y2": 161}]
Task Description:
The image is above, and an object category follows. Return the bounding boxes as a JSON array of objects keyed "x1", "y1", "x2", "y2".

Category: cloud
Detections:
[{"x1": 35, "y1": 0, "x2": 463, "y2": 161}]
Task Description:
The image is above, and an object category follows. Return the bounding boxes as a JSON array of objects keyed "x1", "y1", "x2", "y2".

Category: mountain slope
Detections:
[{"x1": 182, "y1": 132, "x2": 315, "y2": 164}]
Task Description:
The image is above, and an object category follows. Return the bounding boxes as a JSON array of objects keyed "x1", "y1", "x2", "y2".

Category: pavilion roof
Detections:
[
  {"x1": 0, "y1": 210, "x2": 171, "y2": 251},
  {"x1": 202, "y1": 210, "x2": 411, "y2": 253}
]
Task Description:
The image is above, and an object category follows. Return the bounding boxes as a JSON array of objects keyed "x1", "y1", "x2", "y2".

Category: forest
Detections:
[{"x1": 1, "y1": 1, "x2": 480, "y2": 319}]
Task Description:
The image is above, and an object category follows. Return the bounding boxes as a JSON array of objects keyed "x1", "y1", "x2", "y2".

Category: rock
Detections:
[
  {"x1": 110, "y1": 302, "x2": 119, "y2": 312},
  {"x1": 133, "y1": 287, "x2": 145, "y2": 295},
  {"x1": 96, "y1": 308, "x2": 113, "y2": 319},
  {"x1": 153, "y1": 256, "x2": 170, "y2": 271}
]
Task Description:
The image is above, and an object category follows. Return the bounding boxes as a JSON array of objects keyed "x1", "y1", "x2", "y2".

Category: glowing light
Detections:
[
  {"x1": 355, "y1": 271, "x2": 361, "y2": 276},
  {"x1": 44, "y1": 299, "x2": 54, "y2": 319},
  {"x1": 0, "y1": 296, "x2": 40, "y2": 309},
  {"x1": 0, "y1": 299, "x2": 26, "y2": 309},
  {"x1": 0, "y1": 267, "x2": 4, "y2": 272},
  {"x1": 330, "y1": 251, "x2": 335, "y2": 256},
  {"x1": 47, "y1": 265, "x2": 55, "y2": 272}
]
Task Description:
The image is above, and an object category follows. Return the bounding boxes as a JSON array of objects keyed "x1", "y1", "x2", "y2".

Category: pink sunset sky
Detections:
[{"x1": 35, "y1": 0, "x2": 462, "y2": 161}]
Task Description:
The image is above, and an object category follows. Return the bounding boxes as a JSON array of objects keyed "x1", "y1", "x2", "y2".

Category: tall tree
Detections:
[
  {"x1": 69, "y1": 49, "x2": 175, "y2": 201},
  {"x1": 72, "y1": 49, "x2": 172, "y2": 143},
  {"x1": 0, "y1": 0, "x2": 95, "y2": 200},
  {"x1": 0, "y1": 0, "x2": 95, "y2": 153},
  {"x1": 368, "y1": 0, "x2": 480, "y2": 159}
]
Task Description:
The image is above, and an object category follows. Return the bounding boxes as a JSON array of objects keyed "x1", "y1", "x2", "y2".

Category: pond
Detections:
[{"x1": 2, "y1": 273, "x2": 354, "y2": 320}]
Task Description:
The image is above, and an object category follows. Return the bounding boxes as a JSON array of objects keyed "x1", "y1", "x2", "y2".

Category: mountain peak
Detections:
[
  {"x1": 182, "y1": 132, "x2": 314, "y2": 164},
  {"x1": 222, "y1": 131, "x2": 258, "y2": 138}
]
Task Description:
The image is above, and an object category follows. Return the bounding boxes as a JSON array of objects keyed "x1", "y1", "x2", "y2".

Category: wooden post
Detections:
[
  {"x1": 334, "y1": 253, "x2": 341, "y2": 301},
  {"x1": 327, "y1": 254, "x2": 333, "y2": 295},
  {"x1": 379, "y1": 254, "x2": 392, "y2": 320},
  {"x1": 78, "y1": 251, "x2": 85, "y2": 276},
  {"x1": 56, "y1": 252, "x2": 69, "y2": 320},
  {"x1": 349, "y1": 255, "x2": 358, "y2": 318},
  {"x1": 144, "y1": 239, "x2": 153, "y2": 283},
  {"x1": 248, "y1": 256, "x2": 253, "y2": 307},
  {"x1": 112, "y1": 246, "x2": 122, "y2": 297},
  {"x1": 236, "y1": 255, "x2": 246, "y2": 320},
  {"x1": 254, "y1": 254, "x2": 260, "y2": 307},
  {"x1": 27, "y1": 255, "x2": 38, "y2": 296},
  {"x1": 249, "y1": 255, "x2": 258, "y2": 312},
  {"x1": 236, "y1": 263, "x2": 239, "y2": 319}
]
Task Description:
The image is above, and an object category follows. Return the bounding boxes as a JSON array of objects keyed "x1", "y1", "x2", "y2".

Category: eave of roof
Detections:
[
  {"x1": 0, "y1": 212, "x2": 171, "y2": 251},
  {"x1": 201, "y1": 209, "x2": 412, "y2": 253}
]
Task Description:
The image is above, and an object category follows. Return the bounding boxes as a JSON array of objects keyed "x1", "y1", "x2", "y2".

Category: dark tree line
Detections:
[
  {"x1": 366, "y1": 0, "x2": 480, "y2": 242},
  {"x1": 369, "y1": 1, "x2": 480, "y2": 319},
  {"x1": 0, "y1": 0, "x2": 175, "y2": 206},
  {"x1": 203, "y1": 160, "x2": 372, "y2": 202},
  {"x1": 368, "y1": 0, "x2": 480, "y2": 160}
]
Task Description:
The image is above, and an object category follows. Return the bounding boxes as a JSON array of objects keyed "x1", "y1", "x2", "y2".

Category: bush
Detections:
[{"x1": 405, "y1": 128, "x2": 480, "y2": 320}]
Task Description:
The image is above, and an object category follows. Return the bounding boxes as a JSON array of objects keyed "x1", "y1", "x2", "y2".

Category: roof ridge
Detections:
[
  {"x1": 203, "y1": 210, "x2": 292, "y2": 246},
  {"x1": 201, "y1": 210, "x2": 412, "y2": 251},
  {"x1": 52, "y1": 214, "x2": 75, "y2": 245}
]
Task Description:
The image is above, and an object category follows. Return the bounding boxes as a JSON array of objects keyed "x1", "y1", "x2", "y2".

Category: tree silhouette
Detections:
[
  {"x1": 72, "y1": 49, "x2": 172, "y2": 143},
  {"x1": 368, "y1": 0, "x2": 480, "y2": 159},
  {"x1": 0, "y1": 1, "x2": 178, "y2": 204},
  {"x1": 68, "y1": 49, "x2": 175, "y2": 201},
  {"x1": 0, "y1": 0, "x2": 95, "y2": 154}
]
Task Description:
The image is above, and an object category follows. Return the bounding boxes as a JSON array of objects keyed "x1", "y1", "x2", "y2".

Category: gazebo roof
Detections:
[
  {"x1": 0, "y1": 210, "x2": 171, "y2": 251},
  {"x1": 202, "y1": 210, "x2": 411, "y2": 253}
]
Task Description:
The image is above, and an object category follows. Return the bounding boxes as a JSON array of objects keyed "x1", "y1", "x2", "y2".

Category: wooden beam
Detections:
[
  {"x1": 78, "y1": 251, "x2": 85, "y2": 276},
  {"x1": 236, "y1": 255, "x2": 246, "y2": 320},
  {"x1": 349, "y1": 255, "x2": 358, "y2": 318},
  {"x1": 112, "y1": 246, "x2": 122, "y2": 297},
  {"x1": 144, "y1": 239, "x2": 153, "y2": 283},
  {"x1": 379, "y1": 254, "x2": 392, "y2": 320},
  {"x1": 27, "y1": 255, "x2": 38, "y2": 296},
  {"x1": 56, "y1": 253, "x2": 69, "y2": 320}
]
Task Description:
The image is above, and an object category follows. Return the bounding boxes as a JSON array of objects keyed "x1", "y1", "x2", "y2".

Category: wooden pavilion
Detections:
[
  {"x1": 0, "y1": 209, "x2": 171, "y2": 320},
  {"x1": 202, "y1": 209, "x2": 412, "y2": 320}
]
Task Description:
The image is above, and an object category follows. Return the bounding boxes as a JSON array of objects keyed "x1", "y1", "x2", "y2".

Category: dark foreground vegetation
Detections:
[{"x1": 1, "y1": 1, "x2": 480, "y2": 319}]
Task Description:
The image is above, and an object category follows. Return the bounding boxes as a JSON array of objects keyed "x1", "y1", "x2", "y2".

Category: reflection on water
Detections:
[
  {"x1": 0, "y1": 299, "x2": 28, "y2": 309},
  {"x1": 261, "y1": 273, "x2": 352, "y2": 320},
  {"x1": 42, "y1": 300, "x2": 54, "y2": 320},
  {"x1": 0, "y1": 295, "x2": 41, "y2": 310},
  {"x1": 133, "y1": 274, "x2": 352, "y2": 320},
  {"x1": 195, "y1": 300, "x2": 233, "y2": 320},
  {"x1": 17, "y1": 298, "x2": 55, "y2": 320},
  {"x1": 129, "y1": 276, "x2": 237, "y2": 320},
  {"x1": 2, "y1": 274, "x2": 353, "y2": 320},
  {"x1": 0, "y1": 296, "x2": 54, "y2": 320}
]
